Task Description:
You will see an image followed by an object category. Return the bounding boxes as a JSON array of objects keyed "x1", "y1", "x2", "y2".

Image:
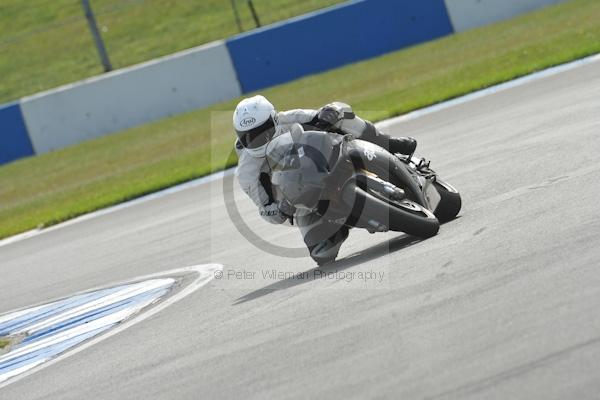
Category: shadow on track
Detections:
[{"x1": 234, "y1": 234, "x2": 424, "y2": 305}]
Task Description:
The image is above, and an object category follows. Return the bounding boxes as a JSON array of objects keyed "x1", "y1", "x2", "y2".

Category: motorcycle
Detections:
[{"x1": 265, "y1": 124, "x2": 461, "y2": 239}]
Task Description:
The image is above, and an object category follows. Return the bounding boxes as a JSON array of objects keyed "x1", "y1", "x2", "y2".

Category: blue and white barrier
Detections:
[
  {"x1": 443, "y1": 0, "x2": 567, "y2": 32},
  {"x1": 14, "y1": 40, "x2": 241, "y2": 155},
  {"x1": 0, "y1": 102, "x2": 34, "y2": 164},
  {"x1": 0, "y1": 0, "x2": 569, "y2": 165},
  {"x1": 225, "y1": 0, "x2": 454, "y2": 93}
]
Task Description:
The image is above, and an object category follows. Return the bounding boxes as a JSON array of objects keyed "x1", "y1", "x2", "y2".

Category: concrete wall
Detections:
[
  {"x1": 226, "y1": 0, "x2": 454, "y2": 93},
  {"x1": 0, "y1": 102, "x2": 34, "y2": 164},
  {"x1": 444, "y1": 0, "x2": 567, "y2": 32},
  {"x1": 20, "y1": 41, "x2": 241, "y2": 154}
]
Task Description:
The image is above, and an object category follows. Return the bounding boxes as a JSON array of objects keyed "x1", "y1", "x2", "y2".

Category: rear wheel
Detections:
[{"x1": 433, "y1": 181, "x2": 462, "y2": 223}]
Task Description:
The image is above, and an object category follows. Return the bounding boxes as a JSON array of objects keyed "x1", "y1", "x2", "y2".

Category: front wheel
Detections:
[{"x1": 345, "y1": 184, "x2": 440, "y2": 238}]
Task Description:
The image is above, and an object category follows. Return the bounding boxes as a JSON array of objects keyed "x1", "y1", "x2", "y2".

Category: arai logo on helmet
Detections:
[{"x1": 240, "y1": 117, "x2": 257, "y2": 128}]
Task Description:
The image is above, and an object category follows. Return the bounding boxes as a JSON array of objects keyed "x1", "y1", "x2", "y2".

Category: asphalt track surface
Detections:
[{"x1": 1, "y1": 59, "x2": 600, "y2": 399}]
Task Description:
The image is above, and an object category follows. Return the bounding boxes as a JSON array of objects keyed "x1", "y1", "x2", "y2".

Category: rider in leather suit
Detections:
[{"x1": 233, "y1": 95, "x2": 417, "y2": 265}]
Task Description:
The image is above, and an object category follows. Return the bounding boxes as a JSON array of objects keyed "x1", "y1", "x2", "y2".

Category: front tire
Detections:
[{"x1": 347, "y1": 185, "x2": 440, "y2": 238}]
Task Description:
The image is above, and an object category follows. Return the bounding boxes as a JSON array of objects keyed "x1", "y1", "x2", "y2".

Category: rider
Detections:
[{"x1": 233, "y1": 95, "x2": 418, "y2": 265}]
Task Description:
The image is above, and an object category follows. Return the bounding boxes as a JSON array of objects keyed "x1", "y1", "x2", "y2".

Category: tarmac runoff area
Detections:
[{"x1": 0, "y1": 55, "x2": 600, "y2": 398}]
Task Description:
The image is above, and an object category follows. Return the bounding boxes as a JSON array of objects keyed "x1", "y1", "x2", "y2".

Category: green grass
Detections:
[
  {"x1": 1, "y1": 0, "x2": 600, "y2": 239},
  {"x1": 0, "y1": 338, "x2": 9, "y2": 349},
  {"x1": 0, "y1": 0, "x2": 343, "y2": 103}
]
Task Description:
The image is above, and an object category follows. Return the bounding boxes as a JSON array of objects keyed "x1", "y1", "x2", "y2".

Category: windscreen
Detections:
[
  {"x1": 265, "y1": 131, "x2": 336, "y2": 210},
  {"x1": 265, "y1": 131, "x2": 301, "y2": 173}
]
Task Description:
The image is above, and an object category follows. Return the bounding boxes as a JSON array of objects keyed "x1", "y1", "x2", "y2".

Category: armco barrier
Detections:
[
  {"x1": 443, "y1": 0, "x2": 567, "y2": 32},
  {"x1": 0, "y1": 102, "x2": 34, "y2": 164},
  {"x1": 226, "y1": 0, "x2": 454, "y2": 93},
  {"x1": 20, "y1": 41, "x2": 241, "y2": 155}
]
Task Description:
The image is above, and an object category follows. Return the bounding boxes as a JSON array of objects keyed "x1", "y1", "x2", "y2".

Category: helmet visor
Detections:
[{"x1": 237, "y1": 118, "x2": 276, "y2": 150}]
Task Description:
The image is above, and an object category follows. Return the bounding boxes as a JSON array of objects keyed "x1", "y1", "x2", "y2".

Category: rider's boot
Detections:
[
  {"x1": 388, "y1": 137, "x2": 417, "y2": 158},
  {"x1": 361, "y1": 122, "x2": 417, "y2": 157},
  {"x1": 310, "y1": 226, "x2": 350, "y2": 266}
]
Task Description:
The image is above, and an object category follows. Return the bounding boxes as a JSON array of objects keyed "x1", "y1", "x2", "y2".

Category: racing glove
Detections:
[
  {"x1": 260, "y1": 202, "x2": 279, "y2": 217},
  {"x1": 277, "y1": 199, "x2": 296, "y2": 225},
  {"x1": 259, "y1": 201, "x2": 291, "y2": 225},
  {"x1": 317, "y1": 106, "x2": 343, "y2": 128}
]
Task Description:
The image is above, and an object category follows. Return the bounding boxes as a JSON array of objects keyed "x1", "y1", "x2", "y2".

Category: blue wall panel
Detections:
[
  {"x1": 0, "y1": 102, "x2": 34, "y2": 165},
  {"x1": 226, "y1": 0, "x2": 454, "y2": 93}
]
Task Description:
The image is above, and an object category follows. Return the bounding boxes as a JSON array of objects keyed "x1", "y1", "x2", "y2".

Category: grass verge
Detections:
[
  {"x1": 0, "y1": 338, "x2": 9, "y2": 349},
  {"x1": 1, "y1": 0, "x2": 600, "y2": 239},
  {"x1": 0, "y1": 0, "x2": 342, "y2": 103}
]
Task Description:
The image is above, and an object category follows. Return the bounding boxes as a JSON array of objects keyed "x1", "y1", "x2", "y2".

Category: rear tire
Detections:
[{"x1": 433, "y1": 182, "x2": 462, "y2": 223}]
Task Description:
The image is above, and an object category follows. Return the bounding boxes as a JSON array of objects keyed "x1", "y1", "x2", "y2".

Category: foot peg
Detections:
[{"x1": 416, "y1": 158, "x2": 431, "y2": 171}]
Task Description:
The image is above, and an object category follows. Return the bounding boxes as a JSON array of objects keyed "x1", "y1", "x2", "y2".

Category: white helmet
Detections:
[{"x1": 233, "y1": 95, "x2": 277, "y2": 158}]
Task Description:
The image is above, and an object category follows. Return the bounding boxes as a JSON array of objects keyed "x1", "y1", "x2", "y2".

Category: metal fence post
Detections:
[
  {"x1": 81, "y1": 0, "x2": 113, "y2": 72},
  {"x1": 247, "y1": 0, "x2": 261, "y2": 28},
  {"x1": 230, "y1": 0, "x2": 243, "y2": 32}
]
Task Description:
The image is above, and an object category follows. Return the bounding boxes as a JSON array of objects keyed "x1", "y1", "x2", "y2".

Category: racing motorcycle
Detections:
[{"x1": 265, "y1": 125, "x2": 461, "y2": 238}]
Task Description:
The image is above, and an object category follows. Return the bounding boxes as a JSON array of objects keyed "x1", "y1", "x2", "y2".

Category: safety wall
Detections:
[
  {"x1": 443, "y1": 0, "x2": 567, "y2": 32},
  {"x1": 0, "y1": 0, "x2": 571, "y2": 165},
  {"x1": 20, "y1": 41, "x2": 241, "y2": 154},
  {"x1": 0, "y1": 102, "x2": 34, "y2": 164},
  {"x1": 226, "y1": 0, "x2": 454, "y2": 93}
]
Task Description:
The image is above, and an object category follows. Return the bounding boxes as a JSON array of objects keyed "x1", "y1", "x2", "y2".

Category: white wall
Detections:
[
  {"x1": 444, "y1": 0, "x2": 567, "y2": 32},
  {"x1": 20, "y1": 41, "x2": 241, "y2": 154}
]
